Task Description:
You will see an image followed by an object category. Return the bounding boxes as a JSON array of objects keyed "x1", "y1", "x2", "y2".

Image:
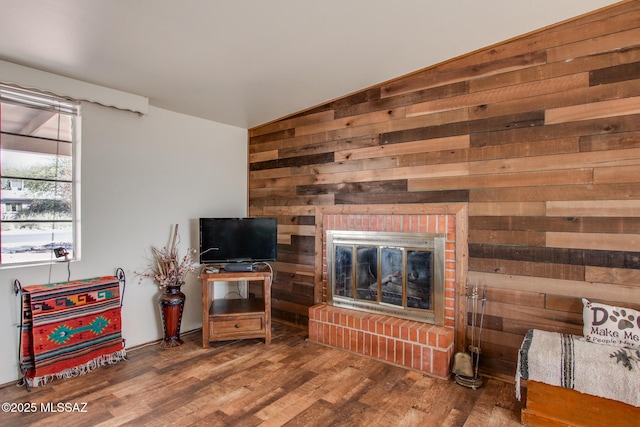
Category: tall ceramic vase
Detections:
[{"x1": 158, "y1": 285, "x2": 185, "y2": 348}]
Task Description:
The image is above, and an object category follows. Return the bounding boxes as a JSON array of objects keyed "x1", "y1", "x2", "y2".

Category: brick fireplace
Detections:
[{"x1": 308, "y1": 204, "x2": 468, "y2": 379}]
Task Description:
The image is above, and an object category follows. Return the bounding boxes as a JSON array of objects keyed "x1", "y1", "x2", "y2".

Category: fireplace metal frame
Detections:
[{"x1": 326, "y1": 230, "x2": 446, "y2": 325}]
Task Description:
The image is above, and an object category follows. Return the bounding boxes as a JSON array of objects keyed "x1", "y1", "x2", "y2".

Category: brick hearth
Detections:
[{"x1": 308, "y1": 305, "x2": 454, "y2": 379}]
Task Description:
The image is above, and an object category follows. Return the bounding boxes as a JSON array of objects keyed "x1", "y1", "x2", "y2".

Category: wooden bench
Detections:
[
  {"x1": 516, "y1": 329, "x2": 640, "y2": 427},
  {"x1": 522, "y1": 380, "x2": 638, "y2": 427}
]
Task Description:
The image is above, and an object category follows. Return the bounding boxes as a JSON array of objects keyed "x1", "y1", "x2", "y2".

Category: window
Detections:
[{"x1": 0, "y1": 85, "x2": 80, "y2": 265}]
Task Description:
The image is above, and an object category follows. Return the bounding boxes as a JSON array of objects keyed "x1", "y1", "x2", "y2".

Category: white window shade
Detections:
[{"x1": 0, "y1": 60, "x2": 148, "y2": 115}]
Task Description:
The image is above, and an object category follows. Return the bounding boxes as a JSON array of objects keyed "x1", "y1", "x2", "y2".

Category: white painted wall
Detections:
[{"x1": 0, "y1": 101, "x2": 248, "y2": 385}]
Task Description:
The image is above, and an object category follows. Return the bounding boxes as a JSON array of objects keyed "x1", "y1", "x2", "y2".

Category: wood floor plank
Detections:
[{"x1": 0, "y1": 322, "x2": 522, "y2": 426}]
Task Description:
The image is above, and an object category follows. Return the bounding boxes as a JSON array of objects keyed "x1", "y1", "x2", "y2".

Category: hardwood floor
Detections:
[{"x1": 0, "y1": 322, "x2": 523, "y2": 426}]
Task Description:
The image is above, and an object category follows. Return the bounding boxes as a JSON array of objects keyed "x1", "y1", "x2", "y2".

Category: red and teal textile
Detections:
[{"x1": 20, "y1": 276, "x2": 126, "y2": 387}]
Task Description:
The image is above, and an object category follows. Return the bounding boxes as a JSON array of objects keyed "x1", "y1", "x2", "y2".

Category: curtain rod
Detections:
[{"x1": 0, "y1": 60, "x2": 148, "y2": 116}]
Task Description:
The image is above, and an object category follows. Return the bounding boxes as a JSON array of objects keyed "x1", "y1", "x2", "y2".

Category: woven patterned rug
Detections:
[{"x1": 20, "y1": 276, "x2": 126, "y2": 387}]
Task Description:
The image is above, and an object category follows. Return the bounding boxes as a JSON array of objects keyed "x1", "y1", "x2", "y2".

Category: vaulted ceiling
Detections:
[{"x1": 0, "y1": 0, "x2": 620, "y2": 129}]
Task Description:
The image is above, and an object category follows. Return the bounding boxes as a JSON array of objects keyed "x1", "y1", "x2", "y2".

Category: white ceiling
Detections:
[{"x1": 0, "y1": 0, "x2": 620, "y2": 129}]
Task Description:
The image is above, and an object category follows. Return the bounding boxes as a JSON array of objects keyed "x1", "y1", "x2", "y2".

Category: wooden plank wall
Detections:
[{"x1": 248, "y1": 0, "x2": 640, "y2": 380}]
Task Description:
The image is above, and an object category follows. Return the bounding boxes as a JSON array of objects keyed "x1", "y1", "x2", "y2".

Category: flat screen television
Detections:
[{"x1": 199, "y1": 217, "x2": 278, "y2": 265}]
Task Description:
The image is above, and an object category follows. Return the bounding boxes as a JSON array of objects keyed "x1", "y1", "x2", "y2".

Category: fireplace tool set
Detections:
[{"x1": 452, "y1": 283, "x2": 486, "y2": 390}]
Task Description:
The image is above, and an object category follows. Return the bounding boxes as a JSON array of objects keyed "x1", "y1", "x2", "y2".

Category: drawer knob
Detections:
[{"x1": 235, "y1": 324, "x2": 241, "y2": 328}]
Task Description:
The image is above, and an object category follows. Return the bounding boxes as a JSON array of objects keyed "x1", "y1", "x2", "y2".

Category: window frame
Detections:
[{"x1": 0, "y1": 84, "x2": 81, "y2": 266}]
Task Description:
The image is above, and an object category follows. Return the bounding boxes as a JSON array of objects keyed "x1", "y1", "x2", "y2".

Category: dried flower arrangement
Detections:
[{"x1": 139, "y1": 224, "x2": 196, "y2": 289}]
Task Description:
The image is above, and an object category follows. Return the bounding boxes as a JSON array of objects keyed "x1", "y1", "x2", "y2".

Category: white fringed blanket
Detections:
[{"x1": 516, "y1": 329, "x2": 640, "y2": 407}]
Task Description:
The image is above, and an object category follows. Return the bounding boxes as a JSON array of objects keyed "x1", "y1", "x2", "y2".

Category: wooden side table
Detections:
[{"x1": 200, "y1": 268, "x2": 272, "y2": 348}]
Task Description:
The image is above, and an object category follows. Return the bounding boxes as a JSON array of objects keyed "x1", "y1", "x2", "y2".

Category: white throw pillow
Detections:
[{"x1": 582, "y1": 298, "x2": 640, "y2": 350}]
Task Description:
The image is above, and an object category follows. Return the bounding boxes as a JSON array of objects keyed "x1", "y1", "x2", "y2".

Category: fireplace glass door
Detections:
[
  {"x1": 327, "y1": 231, "x2": 445, "y2": 325},
  {"x1": 356, "y1": 246, "x2": 377, "y2": 300},
  {"x1": 334, "y1": 245, "x2": 353, "y2": 298}
]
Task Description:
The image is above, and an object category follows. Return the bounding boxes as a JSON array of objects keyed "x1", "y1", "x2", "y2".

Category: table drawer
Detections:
[{"x1": 209, "y1": 314, "x2": 264, "y2": 338}]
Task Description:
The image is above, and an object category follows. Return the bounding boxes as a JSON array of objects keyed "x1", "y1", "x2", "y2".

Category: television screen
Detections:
[{"x1": 199, "y1": 217, "x2": 277, "y2": 264}]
